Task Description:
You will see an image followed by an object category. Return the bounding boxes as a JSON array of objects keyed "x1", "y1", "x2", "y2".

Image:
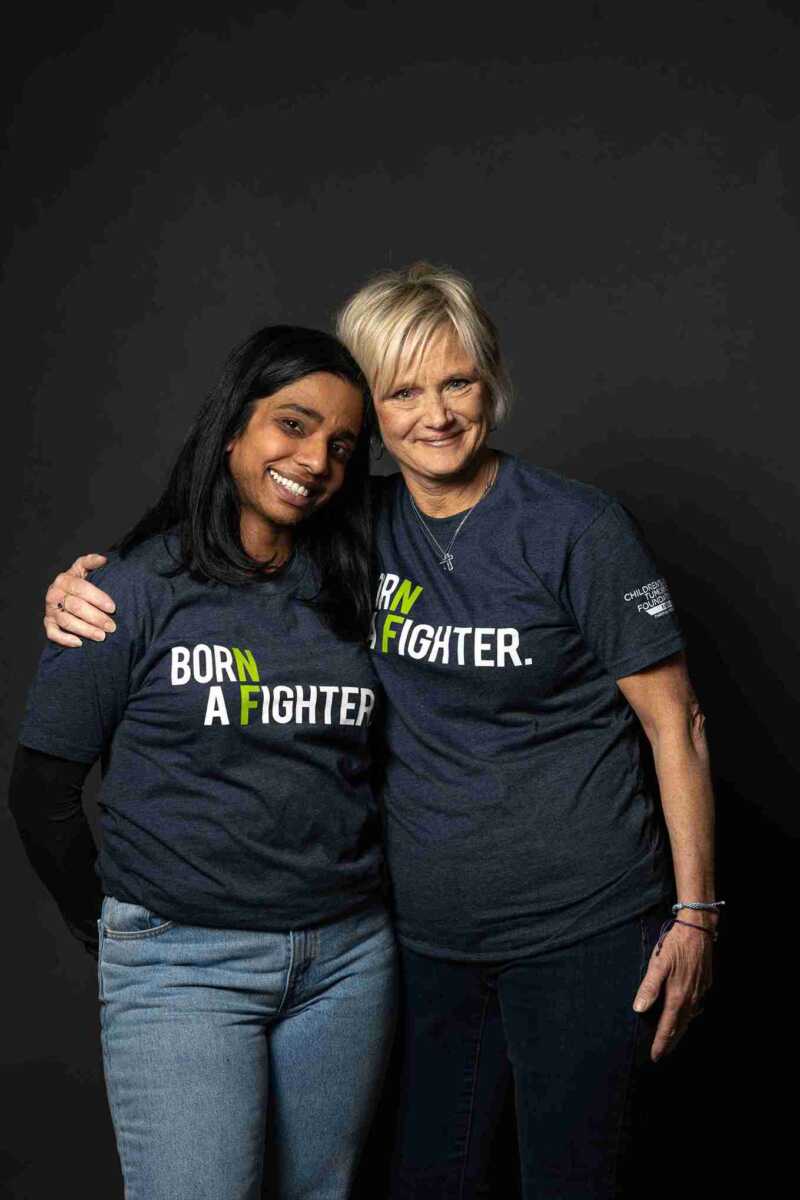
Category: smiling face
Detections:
[
  {"x1": 226, "y1": 371, "x2": 363, "y2": 558},
  {"x1": 375, "y1": 325, "x2": 492, "y2": 488}
]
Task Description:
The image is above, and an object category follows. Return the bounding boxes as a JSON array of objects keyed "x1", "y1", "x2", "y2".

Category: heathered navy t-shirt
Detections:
[
  {"x1": 370, "y1": 453, "x2": 685, "y2": 960},
  {"x1": 19, "y1": 532, "x2": 383, "y2": 930}
]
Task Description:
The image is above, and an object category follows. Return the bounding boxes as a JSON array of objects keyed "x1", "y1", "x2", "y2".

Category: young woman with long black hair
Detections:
[{"x1": 10, "y1": 325, "x2": 396, "y2": 1200}]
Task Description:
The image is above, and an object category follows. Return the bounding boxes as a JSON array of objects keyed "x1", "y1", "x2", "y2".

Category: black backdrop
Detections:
[{"x1": 1, "y1": 2, "x2": 795, "y2": 1196}]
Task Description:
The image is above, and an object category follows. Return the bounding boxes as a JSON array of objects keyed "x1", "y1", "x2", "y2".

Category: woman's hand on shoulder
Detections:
[{"x1": 44, "y1": 554, "x2": 117, "y2": 647}]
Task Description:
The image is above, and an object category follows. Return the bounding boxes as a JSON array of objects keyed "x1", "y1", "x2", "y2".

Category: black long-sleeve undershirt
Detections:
[{"x1": 8, "y1": 743, "x2": 103, "y2": 959}]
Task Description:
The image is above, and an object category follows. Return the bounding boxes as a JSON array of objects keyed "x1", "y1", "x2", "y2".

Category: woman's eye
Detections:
[
  {"x1": 332, "y1": 442, "x2": 352, "y2": 461},
  {"x1": 281, "y1": 419, "x2": 304, "y2": 434},
  {"x1": 446, "y1": 378, "x2": 470, "y2": 390},
  {"x1": 390, "y1": 388, "x2": 414, "y2": 401}
]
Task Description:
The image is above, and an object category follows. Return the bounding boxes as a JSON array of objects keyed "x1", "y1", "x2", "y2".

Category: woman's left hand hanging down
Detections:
[
  {"x1": 618, "y1": 654, "x2": 717, "y2": 1061},
  {"x1": 633, "y1": 916, "x2": 713, "y2": 1059}
]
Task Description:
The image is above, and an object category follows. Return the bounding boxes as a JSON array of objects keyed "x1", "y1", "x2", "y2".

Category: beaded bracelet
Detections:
[
  {"x1": 672, "y1": 900, "x2": 725, "y2": 914},
  {"x1": 655, "y1": 917, "x2": 719, "y2": 955}
]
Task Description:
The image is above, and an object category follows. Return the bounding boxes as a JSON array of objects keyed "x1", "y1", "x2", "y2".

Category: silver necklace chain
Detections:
[{"x1": 408, "y1": 457, "x2": 498, "y2": 572}]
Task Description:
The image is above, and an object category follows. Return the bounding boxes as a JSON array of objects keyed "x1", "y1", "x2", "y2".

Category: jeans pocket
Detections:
[
  {"x1": 642, "y1": 903, "x2": 675, "y2": 966},
  {"x1": 101, "y1": 894, "x2": 176, "y2": 939},
  {"x1": 637, "y1": 916, "x2": 647, "y2": 983}
]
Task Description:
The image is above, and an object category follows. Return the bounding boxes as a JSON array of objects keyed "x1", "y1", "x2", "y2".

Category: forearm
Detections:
[
  {"x1": 8, "y1": 744, "x2": 103, "y2": 954},
  {"x1": 649, "y1": 721, "x2": 718, "y2": 928}
]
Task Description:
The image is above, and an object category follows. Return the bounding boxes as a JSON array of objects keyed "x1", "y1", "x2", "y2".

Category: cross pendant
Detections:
[{"x1": 440, "y1": 552, "x2": 455, "y2": 571}]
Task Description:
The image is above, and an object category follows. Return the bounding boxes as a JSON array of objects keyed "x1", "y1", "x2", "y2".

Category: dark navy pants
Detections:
[{"x1": 390, "y1": 905, "x2": 669, "y2": 1200}]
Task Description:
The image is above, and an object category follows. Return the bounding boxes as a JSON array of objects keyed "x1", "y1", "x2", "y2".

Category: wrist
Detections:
[
  {"x1": 666, "y1": 917, "x2": 719, "y2": 951},
  {"x1": 672, "y1": 899, "x2": 723, "y2": 920},
  {"x1": 678, "y1": 908, "x2": 720, "y2": 928}
]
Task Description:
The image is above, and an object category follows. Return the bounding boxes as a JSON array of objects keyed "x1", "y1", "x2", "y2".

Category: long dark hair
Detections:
[{"x1": 117, "y1": 325, "x2": 374, "y2": 641}]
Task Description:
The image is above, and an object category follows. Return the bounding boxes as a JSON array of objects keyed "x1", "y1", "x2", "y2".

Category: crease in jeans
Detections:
[
  {"x1": 277, "y1": 931, "x2": 296, "y2": 1014},
  {"x1": 99, "y1": 932, "x2": 138, "y2": 1200},
  {"x1": 458, "y1": 981, "x2": 492, "y2": 1200}
]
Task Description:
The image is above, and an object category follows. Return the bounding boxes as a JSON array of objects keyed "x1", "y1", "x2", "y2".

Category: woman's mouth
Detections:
[
  {"x1": 267, "y1": 467, "x2": 317, "y2": 507},
  {"x1": 418, "y1": 430, "x2": 464, "y2": 448}
]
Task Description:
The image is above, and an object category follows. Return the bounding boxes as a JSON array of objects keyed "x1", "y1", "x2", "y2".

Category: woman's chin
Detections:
[{"x1": 409, "y1": 446, "x2": 483, "y2": 482}]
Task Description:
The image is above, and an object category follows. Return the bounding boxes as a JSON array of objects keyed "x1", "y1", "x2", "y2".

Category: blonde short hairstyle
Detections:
[{"x1": 335, "y1": 262, "x2": 513, "y2": 426}]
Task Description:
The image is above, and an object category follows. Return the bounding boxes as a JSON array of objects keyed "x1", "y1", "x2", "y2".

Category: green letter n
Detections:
[
  {"x1": 233, "y1": 647, "x2": 260, "y2": 683},
  {"x1": 390, "y1": 579, "x2": 423, "y2": 614}
]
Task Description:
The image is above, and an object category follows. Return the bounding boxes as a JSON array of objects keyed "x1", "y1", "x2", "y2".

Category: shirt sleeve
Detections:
[
  {"x1": 18, "y1": 558, "x2": 144, "y2": 763},
  {"x1": 561, "y1": 501, "x2": 686, "y2": 679},
  {"x1": 8, "y1": 744, "x2": 101, "y2": 958}
]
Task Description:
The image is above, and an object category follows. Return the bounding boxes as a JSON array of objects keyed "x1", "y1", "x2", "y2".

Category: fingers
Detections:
[
  {"x1": 635, "y1": 921, "x2": 714, "y2": 1062},
  {"x1": 651, "y1": 999, "x2": 690, "y2": 1062},
  {"x1": 46, "y1": 589, "x2": 116, "y2": 633},
  {"x1": 42, "y1": 554, "x2": 116, "y2": 647},
  {"x1": 43, "y1": 561, "x2": 116, "y2": 648},
  {"x1": 54, "y1": 571, "x2": 116, "y2": 614},
  {"x1": 633, "y1": 962, "x2": 666, "y2": 1014},
  {"x1": 70, "y1": 553, "x2": 108, "y2": 577},
  {"x1": 648, "y1": 984, "x2": 710, "y2": 1062},
  {"x1": 46, "y1": 575, "x2": 116, "y2": 627},
  {"x1": 45, "y1": 603, "x2": 108, "y2": 643},
  {"x1": 43, "y1": 615, "x2": 82, "y2": 648}
]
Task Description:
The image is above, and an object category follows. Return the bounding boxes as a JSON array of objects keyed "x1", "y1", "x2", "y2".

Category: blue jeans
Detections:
[
  {"x1": 98, "y1": 895, "x2": 397, "y2": 1200},
  {"x1": 389, "y1": 904, "x2": 670, "y2": 1199}
]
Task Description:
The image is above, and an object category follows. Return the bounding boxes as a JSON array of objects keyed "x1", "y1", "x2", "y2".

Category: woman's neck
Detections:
[
  {"x1": 239, "y1": 510, "x2": 294, "y2": 570},
  {"x1": 403, "y1": 449, "x2": 497, "y2": 518}
]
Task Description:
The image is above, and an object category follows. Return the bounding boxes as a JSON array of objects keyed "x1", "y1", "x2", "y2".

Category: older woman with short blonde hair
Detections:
[
  {"x1": 44, "y1": 262, "x2": 719, "y2": 1200},
  {"x1": 337, "y1": 261, "x2": 718, "y2": 1199},
  {"x1": 337, "y1": 261, "x2": 514, "y2": 428}
]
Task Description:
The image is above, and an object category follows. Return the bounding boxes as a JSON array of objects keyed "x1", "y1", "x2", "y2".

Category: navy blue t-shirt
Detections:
[
  {"x1": 370, "y1": 453, "x2": 685, "y2": 959},
  {"x1": 19, "y1": 532, "x2": 383, "y2": 930}
]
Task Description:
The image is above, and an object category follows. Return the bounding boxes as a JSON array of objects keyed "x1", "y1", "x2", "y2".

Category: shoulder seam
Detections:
[
  {"x1": 564, "y1": 499, "x2": 617, "y2": 563},
  {"x1": 524, "y1": 558, "x2": 561, "y2": 609}
]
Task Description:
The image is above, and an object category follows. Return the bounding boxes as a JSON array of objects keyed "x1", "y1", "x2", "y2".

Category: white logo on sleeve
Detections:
[{"x1": 623, "y1": 578, "x2": 674, "y2": 618}]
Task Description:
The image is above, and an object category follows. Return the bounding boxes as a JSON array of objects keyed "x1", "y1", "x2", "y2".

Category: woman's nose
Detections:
[
  {"x1": 422, "y1": 393, "x2": 453, "y2": 428},
  {"x1": 295, "y1": 435, "x2": 330, "y2": 476}
]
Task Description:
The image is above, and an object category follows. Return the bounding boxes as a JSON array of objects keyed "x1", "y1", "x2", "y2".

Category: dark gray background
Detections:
[{"x1": 2, "y1": 1, "x2": 795, "y2": 1195}]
